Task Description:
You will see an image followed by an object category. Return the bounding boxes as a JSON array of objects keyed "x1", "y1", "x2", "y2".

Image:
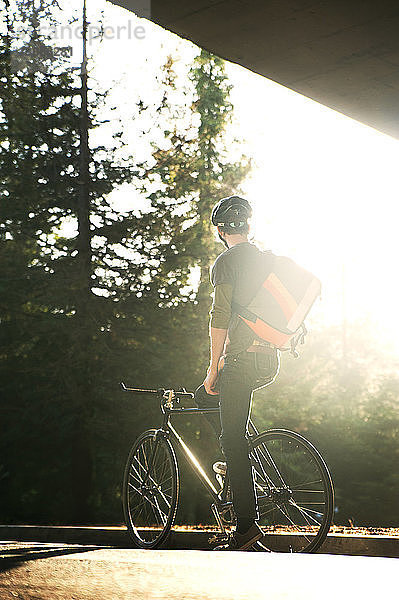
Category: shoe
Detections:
[
  {"x1": 214, "y1": 523, "x2": 263, "y2": 551},
  {"x1": 213, "y1": 461, "x2": 227, "y2": 476}
]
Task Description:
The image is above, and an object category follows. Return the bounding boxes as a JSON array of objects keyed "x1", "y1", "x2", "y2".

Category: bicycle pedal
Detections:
[{"x1": 208, "y1": 533, "x2": 229, "y2": 547}]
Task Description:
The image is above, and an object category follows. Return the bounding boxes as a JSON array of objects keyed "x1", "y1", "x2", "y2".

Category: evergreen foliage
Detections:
[
  {"x1": 0, "y1": 2, "x2": 248, "y2": 523},
  {"x1": 1, "y1": 1, "x2": 398, "y2": 528}
]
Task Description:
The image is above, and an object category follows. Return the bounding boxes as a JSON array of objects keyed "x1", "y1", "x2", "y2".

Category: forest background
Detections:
[{"x1": 1, "y1": 0, "x2": 398, "y2": 527}]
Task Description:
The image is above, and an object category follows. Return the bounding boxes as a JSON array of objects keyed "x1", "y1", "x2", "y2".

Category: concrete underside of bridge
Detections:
[{"x1": 109, "y1": 0, "x2": 399, "y2": 139}]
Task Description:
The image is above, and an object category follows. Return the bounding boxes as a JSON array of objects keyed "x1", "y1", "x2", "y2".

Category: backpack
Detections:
[{"x1": 232, "y1": 252, "x2": 321, "y2": 356}]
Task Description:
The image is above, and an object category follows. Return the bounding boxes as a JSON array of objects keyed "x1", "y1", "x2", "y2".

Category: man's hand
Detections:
[
  {"x1": 204, "y1": 326, "x2": 227, "y2": 395},
  {"x1": 203, "y1": 366, "x2": 219, "y2": 395}
]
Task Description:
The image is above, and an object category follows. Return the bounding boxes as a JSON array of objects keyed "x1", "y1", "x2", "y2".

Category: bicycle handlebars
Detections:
[
  {"x1": 120, "y1": 382, "x2": 194, "y2": 402},
  {"x1": 120, "y1": 382, "x2": 158, "y2": 394}
]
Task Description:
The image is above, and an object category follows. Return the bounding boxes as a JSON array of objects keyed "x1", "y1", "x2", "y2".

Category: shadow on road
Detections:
[{"x1": 0, "y1": 542, "x2": 103, "y2": 571}]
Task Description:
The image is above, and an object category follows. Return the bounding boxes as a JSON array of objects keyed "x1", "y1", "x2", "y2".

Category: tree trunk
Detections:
[{"x1": 72, "y1": 0, "x2": 93, "y2": 523}]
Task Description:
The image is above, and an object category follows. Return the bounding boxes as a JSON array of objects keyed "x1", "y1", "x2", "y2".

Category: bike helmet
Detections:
[{"x1": 211, "y1": 196, "x2": 252, "y2": 234}]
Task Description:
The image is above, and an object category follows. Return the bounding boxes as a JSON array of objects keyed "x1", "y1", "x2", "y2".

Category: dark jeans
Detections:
[{"x1": 197, "y1": 350, "x2": 279, "y2": 521}]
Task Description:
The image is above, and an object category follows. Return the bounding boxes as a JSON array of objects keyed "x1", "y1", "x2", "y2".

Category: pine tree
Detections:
[
  {"x1": 0, "y1": 0, "x2": 138, "y2": 522},
  {"x1": 133, "y1": 50, "x2": 251, "y2": 385},
  {"x1": 0, "y1": 1, "x2": 250, "y2": 524}
]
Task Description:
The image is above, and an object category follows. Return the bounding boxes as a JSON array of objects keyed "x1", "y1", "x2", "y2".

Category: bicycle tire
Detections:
[
  {"x1": 249, "y1": 429, "x2": 334, "y2": 553},
  {"x1": 122, "y1": 429, "x2": 179, "y2": 549}
]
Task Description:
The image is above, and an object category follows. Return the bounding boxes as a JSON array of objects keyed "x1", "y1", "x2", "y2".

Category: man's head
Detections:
[{"x1": 211, "y1": 196, "x2": 252, "y2": 248}]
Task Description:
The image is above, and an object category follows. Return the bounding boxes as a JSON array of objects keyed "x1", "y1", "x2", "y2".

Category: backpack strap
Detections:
[
  {"x1": 290, "y1": 323, "x2": 307, "y2": 358},
  {"x1": 231, "y1": 300, "x2": 257, "y2": 323}
]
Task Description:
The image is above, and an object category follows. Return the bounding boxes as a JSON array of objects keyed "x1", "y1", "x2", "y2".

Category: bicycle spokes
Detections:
[
  {"x1": 123, "y1": 431, "x2": 178, "y2": 548},
  {"x1": 250, "y1": 430, "x2": 333, "y2": 553}
]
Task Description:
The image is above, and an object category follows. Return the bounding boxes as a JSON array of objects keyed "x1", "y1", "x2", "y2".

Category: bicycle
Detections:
[{"x1": 120, "y1": 383, "x2": 334, "y2": 553}]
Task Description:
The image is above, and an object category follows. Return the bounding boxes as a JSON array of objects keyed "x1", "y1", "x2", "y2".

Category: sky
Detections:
[{"x1": 52, "y1": 0, "x2": 399, "y2": 358}]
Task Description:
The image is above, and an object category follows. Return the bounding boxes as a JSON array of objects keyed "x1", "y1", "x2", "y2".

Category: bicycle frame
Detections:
[
  {"x1": 160, "y1": 404, "x2": 291, "y2": 534},
  {"x1": 121, "y1": 383, "x2": 265, "y2": 504},
  {"x1": 121, "y1": 384, "x2": 239, "y2": 531},
  {"x1": 161, "y1": 405, "x2": 222, "y2": 502},
  {"x1": 121, "y1": 383, "x2": 334, "y2": 551}
]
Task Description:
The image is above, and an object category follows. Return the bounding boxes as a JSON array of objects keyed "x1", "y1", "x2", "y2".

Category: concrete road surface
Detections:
[{"x1": 0, "y1": 542, "x2": 397, "y2": 600}]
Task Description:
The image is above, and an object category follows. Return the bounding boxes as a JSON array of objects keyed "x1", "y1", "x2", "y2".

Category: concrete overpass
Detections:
[{"x1": 109, "y1": 0, "x2": 399, "y2": 139}]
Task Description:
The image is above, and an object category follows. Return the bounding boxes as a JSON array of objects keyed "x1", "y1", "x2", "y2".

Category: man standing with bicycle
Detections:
[
  {"x1": 198, "y1": 195, "x2": 280, "y2": 550},
  {"x1": 122, "y1": 194, "x2": 331, "y2": 552}
]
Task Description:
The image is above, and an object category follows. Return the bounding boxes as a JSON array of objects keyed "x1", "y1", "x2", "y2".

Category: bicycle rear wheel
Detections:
[
  {"x1": 123, "y1": 429, "x2": 179, "y2": 549},
  {"x1": 250, "y1": 429, "x2": 333, "y2": 553}
]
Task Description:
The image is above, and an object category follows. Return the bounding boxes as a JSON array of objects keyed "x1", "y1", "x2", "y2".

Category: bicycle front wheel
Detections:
[
  {"x1": 123, "y1": 429, "x2": 179, "y2": 549},
  {"x1": 250, "y1": 429, "x2": 334, "y2": 553}
]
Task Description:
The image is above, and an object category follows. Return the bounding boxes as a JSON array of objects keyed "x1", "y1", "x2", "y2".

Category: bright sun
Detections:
[{"x1": 224, "y1": 63, "x2": 399, "y2": 356}]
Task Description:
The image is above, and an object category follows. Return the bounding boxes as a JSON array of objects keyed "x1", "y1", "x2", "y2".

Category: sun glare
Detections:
[{"x1": 223, "y1": 63, "x2": 399, "y2": 357}]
